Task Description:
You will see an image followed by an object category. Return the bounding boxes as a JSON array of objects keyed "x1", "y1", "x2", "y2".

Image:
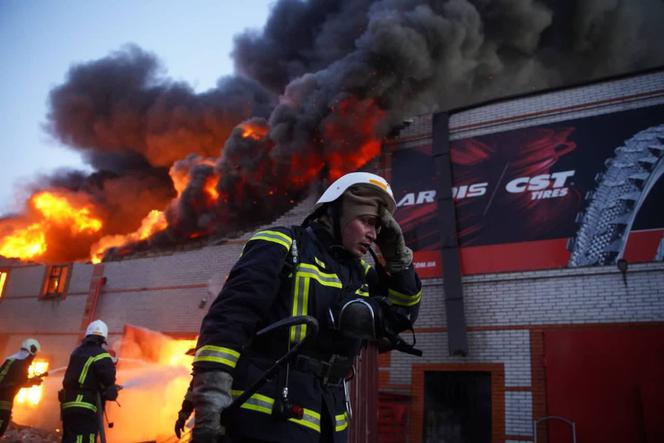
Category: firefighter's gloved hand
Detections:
[
  {"x1": 174, "y1": 409, "x2": 190, "y2": 439},
  {"x1": 102, "y1": 384, "x2": 121, "y2": 401},
  {"x1": 25, "y1": 375, "x2": 44, "y2": 387},
  {"x1": 191, "y1": 370, "x2": 233, "y2": 442},
  {"x1": 376, "y1": 208, "x2": 413, "y2": 273},
  {"x1": 174, "y1": 396, "x2": 194, "y2": 439}
]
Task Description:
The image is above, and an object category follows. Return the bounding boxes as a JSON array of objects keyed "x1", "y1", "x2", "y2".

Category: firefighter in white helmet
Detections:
[
  {"x1": 60, "y1": 320, "x2": 120, "y2": 443},
  {"x1": 0, "y1": 338, "x2": 45, "y2": 436},
  {"x1": 184, "y1": 172, "x2": 422, "y2": 442}
]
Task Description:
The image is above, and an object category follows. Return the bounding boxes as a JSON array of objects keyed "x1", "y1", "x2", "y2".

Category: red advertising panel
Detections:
[{"x1": 392, "y1": 104, "x2": 664, "y2": 276}]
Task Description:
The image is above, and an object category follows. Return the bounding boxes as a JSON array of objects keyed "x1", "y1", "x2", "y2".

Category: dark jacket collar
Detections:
[{"x1": 308, "y1": 222, "x2": 356, "y2": 262}]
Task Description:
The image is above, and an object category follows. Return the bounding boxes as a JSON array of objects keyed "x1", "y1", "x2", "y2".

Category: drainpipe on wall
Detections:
[{"x1": 432, "y1": 112, "x2": 468, "y2": 356}]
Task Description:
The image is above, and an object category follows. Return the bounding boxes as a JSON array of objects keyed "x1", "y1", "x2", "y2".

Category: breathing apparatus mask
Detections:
[{"x1": 328, "y1": 295, "x2": 422, "y2": 356}]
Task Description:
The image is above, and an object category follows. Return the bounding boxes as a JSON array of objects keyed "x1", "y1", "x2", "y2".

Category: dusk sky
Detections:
[{"x1": 0, "y1": 0, "x2": 273, "y2": 215}]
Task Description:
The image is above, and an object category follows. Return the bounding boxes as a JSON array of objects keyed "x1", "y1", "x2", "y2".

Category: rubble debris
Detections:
[{"x1": 0, "y1": 421, "x2": 60, "y2": 443}]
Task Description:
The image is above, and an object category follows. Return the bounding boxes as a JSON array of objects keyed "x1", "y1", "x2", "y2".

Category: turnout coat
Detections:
[
  {"x1": 60, "y1": 338, "x2": 116, "y2": 417},
  {"x1": 194, "y1": 223, "x2": 422, "y2": 442}
]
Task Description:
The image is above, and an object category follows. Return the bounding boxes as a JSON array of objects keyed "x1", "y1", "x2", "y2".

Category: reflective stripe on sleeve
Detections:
[
  {"x1": 388, "y1": 288, "x2": 422, "y2": 307},
  {"x1": 248, "y1": 230, "x2": 293, "y2": 250},
  {"x1": 194, "y1": 345, "x2": 240, "y2": 368},
  {"x1": 354, "y1": 284, "x2": 369, "y2": 297},
  {"x1": 0, "y1": 359, "x2": 14, "y2": 384}
]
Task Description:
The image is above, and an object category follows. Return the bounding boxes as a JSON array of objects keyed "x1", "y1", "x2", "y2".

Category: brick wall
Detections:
[
  {"x1": 0, "y1": 69, "x2": 662, "y2": 442},
  {"x1": 381, "y1": 69, "x2": 664, "y2": 442}
]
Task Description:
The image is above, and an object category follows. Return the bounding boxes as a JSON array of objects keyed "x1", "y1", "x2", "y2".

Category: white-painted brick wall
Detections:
[{"x1": 505, "y1": 392, "x2": 533, "y2": 436}]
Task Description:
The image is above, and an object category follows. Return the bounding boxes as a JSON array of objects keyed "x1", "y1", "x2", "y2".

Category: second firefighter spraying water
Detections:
[{"x1": 59, "y1": 319, "x2": 121, "y2": 443}]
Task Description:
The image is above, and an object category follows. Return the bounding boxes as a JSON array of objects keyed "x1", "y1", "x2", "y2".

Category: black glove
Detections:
[
  {"x1": 376, "y1": 208, "x2": 413, "y2": 273},
  {"x1": 191, "y1": 371, "x2": 233, "y2": 442},
  {"x1": 175, "y1": 395, "x2": 193, "y2": 439},
  {"x1": 102, "y1": 384, "x2": 121, "y2": 401},
  {"x1": 174, "y1": 408, "x2": 190, "y2": 439},
  {"x1": 24, "y1": 375, "x2": 44, "y2": 387}
]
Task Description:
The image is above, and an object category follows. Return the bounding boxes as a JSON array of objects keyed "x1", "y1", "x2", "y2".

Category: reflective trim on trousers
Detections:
[
  {"x1": 231, "y1": 390, "x2": 322, "y2": 432},
  {"x1": 62, "y1": 394, "x2": 97, "y2": 413},
  {"x1": 335, "y1": 412, "x2": 349, "y2": 431}
]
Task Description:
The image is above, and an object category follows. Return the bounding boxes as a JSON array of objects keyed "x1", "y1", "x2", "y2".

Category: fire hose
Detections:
[{"x1": 219, "y1": 315, "x2": 319, "y2": 424}]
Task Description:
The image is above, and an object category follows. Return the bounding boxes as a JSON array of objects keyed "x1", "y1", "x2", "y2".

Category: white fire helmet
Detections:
[
  {"x1": 85, "y1": 319, "x2": 109, "y2": 340},
  {"x1": 21, "y1": 338, "x2": 41, "y2": 355},
  {"x1": 314, "y1": 172, "x2": 396, "y2": 214}
]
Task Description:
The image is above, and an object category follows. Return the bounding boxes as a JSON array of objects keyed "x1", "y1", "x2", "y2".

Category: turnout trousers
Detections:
[{"x1": 61, "y1": 410, "x2": 98, "y2": 443}]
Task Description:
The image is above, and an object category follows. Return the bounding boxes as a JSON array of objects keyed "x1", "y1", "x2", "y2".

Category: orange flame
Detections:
[
  {"x1": 90, "y1": 209, "x2": 167, "y2": 263},
  {"x1": 0, "y1": 192, "x2": 103, "y2": 261},
  {"x1": 33, "y1": 192, "x2": 102, "y2": 232},
  {"x1": 170, "y1": 157, "x2": 217, "y2": 197},
  {"x1": 240, "y1": 121, "x2": 269, "y2": 140},
  {"x1": 204, "y1": 175, "x2": 220, "y2": 202},
  {"x1": 106, "y1": 327, "x2": 198, "y2": 441},
  {"x1": 15, "y1": 359, "x2": 49, "y2": 406}
]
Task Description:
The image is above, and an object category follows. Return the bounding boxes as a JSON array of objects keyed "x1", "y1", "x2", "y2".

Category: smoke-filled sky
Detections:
[
  {"x1": 0, "y1": 0, "x2": 272, "y2": 215},
  {"x1": 1, "y1": 0, "x2": 663, "y2": 263}
]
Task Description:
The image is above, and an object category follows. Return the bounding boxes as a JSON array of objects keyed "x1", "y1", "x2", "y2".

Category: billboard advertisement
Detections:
[{"x1": 393, "y1": 104, "x2": 664, "y2": 277}]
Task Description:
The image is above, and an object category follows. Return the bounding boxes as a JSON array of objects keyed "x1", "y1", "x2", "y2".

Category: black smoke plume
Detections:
[{"x1": 6, "y1": 0, "x2": 664, "y2": 262}]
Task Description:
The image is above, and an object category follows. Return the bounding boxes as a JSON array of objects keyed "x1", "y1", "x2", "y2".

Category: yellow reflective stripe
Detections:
[
  {"x1": 388, "y1": 288, "x2": 422, "y2": 307},
  {"x1": 0, "y1": 400, "x2": 11, "y2": 410},
  {"x1": 249, "y1": 230, "x2": 293, "y2": 250},
  {"x1": 89, "y1": 434, "x2": 95, "y2": 443},
  {"x1": 232, "y1": 390, "x2": 274, "y2": 414},
  {"x1": 313, "y1": 257, "x2": 326, "y2": 269},
  {"x1": 289, "y1": 263, "x2": 342, "y2": 342},
  {"x1": 359, "y1": 259, "x2": 372, "y2": 275},
  {"x1": 290, "y1": 273, "x2": 309, "y2": 343},
  {"x1": 76, "y1": 436, "x2": 82, "y2": 443},
  {"x1": 289, "y1": 408, "x2": 321, "y2": 432},
  {"x1": 335, "y1": 412, "x2": 349, "y2": 431},
  {"x1": 194, "y1": 345, "x2": 240, "y2": 368},
  {"x1": 78, "y1": 352, "x2": 112, "y2": 385},
  {"x1": 62, "y1": 394, "x2": 97, "y2": 413},
  {"x1": 355, "y1": 284, "x2": 369, "y2": 297},
  {"x1": 231, "y1": 390, "x2": 321, "y2": 432},
  {"x1": 0, "y1": 359, "x2": 14, "y2": 384},
  {"x1": 297, "y1": 263, "x2": 342, "y2": 287}
]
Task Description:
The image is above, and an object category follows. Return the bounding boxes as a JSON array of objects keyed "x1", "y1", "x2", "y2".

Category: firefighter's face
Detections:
[{"x1": 342, "y1": 215, "x2": 379, "y2": 257}]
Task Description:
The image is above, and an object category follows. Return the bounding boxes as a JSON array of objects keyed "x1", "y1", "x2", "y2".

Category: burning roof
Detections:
[{"x1": 1, "y1": 0, "x2": 663, "y2": 264}]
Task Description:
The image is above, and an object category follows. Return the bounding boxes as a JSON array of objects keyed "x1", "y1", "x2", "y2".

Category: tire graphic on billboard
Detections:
[{"x1": 569, "y1": 125, "x2": 664, "y2": 266}]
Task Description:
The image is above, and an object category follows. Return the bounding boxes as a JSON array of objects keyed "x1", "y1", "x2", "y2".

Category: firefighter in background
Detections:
[
  {"x1": 187, "y1": 172, "x2": 422, "y2": 442},
  {"x1": 60, "y1": 319, "x2": 119, "y2": 443},
  {"x1": 0, "y1": 338, "x2": 45, "y2": 436}
]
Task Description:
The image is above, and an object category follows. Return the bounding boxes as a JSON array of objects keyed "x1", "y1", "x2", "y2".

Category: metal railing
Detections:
[{"x1": 533, "y1": 416, "x2": 576, "y2": 443}]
